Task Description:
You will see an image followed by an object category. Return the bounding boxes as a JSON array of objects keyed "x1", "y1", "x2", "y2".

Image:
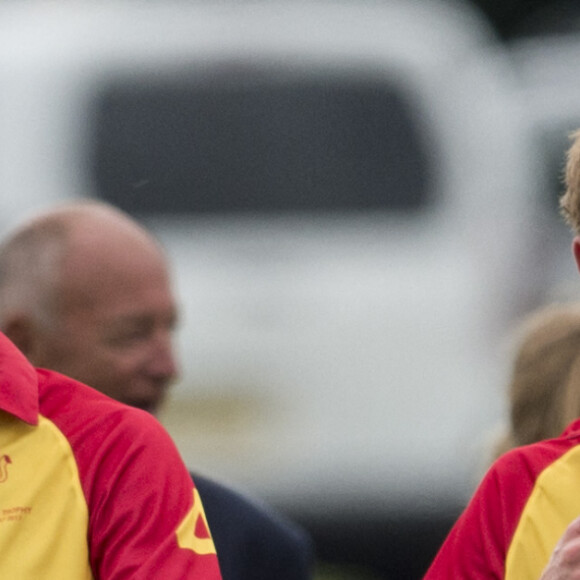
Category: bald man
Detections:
[{"x1": 0, "y1": 201, "x2": 313, "y2": 580}]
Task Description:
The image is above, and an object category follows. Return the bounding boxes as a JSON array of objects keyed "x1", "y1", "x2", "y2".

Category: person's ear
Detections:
[{"x1": 2, "y1": 316, "x2": 34, "y2": 356}]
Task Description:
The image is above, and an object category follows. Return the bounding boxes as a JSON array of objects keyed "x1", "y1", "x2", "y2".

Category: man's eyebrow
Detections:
[{"x1": 107, "y1": 311, "x2": 178, "y2": 328}]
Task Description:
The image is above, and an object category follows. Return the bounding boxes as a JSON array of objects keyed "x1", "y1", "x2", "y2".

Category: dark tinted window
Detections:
[{"x1": 89, "y1": 66, "x2": 435, "y2": 215}]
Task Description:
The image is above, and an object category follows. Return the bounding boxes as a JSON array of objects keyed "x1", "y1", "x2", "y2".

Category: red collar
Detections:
[{"x1": 0, "y1": 333, "x2": 39, "y2": 425}]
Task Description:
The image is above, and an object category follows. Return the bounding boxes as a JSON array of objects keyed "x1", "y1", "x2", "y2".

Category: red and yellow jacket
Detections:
[
  {"x1": 0, "y1": 332, "x2": 222, "y2": 579},
  {"x1": 424, "y1": 419, "x2": 580, "y2": 579}
]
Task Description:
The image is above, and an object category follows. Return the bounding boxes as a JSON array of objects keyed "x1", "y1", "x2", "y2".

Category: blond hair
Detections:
[
  {"x1": 560, "y1": 130, "x2": 580, "y2": 234},
  {"x1": 490, "y1": 303, "x2": 580, "y2": 462}
]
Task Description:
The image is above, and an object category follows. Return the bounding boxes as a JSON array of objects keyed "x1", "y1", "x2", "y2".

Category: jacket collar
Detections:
[{"x1": 0, "y1": 332, "x2": 39, "y2": 425}]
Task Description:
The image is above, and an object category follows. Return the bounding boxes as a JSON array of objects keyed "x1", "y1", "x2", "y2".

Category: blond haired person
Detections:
[{"x1": 424, "y1": 130, "x2": 580, "y2": 580}]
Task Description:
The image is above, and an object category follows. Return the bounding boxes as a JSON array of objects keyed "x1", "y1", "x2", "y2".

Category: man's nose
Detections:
[{"x1": 148, "y1": 331, "x2": 179, "y2": 381}]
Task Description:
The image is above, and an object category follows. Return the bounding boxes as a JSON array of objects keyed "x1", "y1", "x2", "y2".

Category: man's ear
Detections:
[{"x1": 2, "y1": 316, "x2": 34, "y2": 356}]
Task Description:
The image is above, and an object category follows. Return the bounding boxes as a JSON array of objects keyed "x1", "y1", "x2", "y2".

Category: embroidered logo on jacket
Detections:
[
  {"x1": 176, "y1": 488, "x2": 217, "y2": 555},
  {"x1": 0, "y1": 455, "x2": 11, "y2": 483}
]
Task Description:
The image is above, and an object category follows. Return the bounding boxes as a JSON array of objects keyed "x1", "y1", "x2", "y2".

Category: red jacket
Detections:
[
  {"x1": 0, "y1": 331, "x2": 222, "y2": 579},
  {"x1": 424, "y1": 419, "x2": 580, "y2": 579}
]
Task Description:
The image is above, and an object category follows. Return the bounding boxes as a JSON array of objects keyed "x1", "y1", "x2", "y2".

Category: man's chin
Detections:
[{"x1": 122, "y1": 399, "x2": 162, "y2": 416}]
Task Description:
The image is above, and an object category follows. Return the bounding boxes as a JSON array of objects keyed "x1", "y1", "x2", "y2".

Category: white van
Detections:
[{"x1": 0, "y1": 1, "x2": 544, "y2": 526}]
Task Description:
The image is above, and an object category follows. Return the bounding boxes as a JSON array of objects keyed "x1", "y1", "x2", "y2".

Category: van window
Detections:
[{"x1": 89, "y1": 66, "x2": 435, "y2": 215}]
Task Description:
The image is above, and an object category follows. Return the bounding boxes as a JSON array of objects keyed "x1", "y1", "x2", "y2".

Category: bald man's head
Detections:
[
  {"x1": 0, "y1": 210, "x2": 68, "y2": 331},
  {"x1": 0, "y1": 201, "x2": 179, "y2": 413}
]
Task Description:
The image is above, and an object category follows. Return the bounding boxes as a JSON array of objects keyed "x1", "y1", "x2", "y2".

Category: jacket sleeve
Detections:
[
  {"x1": 80, "y1": 403, "x2": 223, "y2": 579},
  {"x1": 423, "y1": 447, "x2": 545, "y2": 580}
]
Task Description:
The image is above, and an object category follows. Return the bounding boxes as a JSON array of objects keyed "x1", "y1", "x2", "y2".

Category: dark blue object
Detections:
[{"x1": 193, "y1": 472, "x2": 314, "y2": 580}]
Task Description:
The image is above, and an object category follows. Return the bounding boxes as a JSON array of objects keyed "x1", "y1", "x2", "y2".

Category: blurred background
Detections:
[{"x1": 1, "y1": 0, "x2": 580, "y2": 577}]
